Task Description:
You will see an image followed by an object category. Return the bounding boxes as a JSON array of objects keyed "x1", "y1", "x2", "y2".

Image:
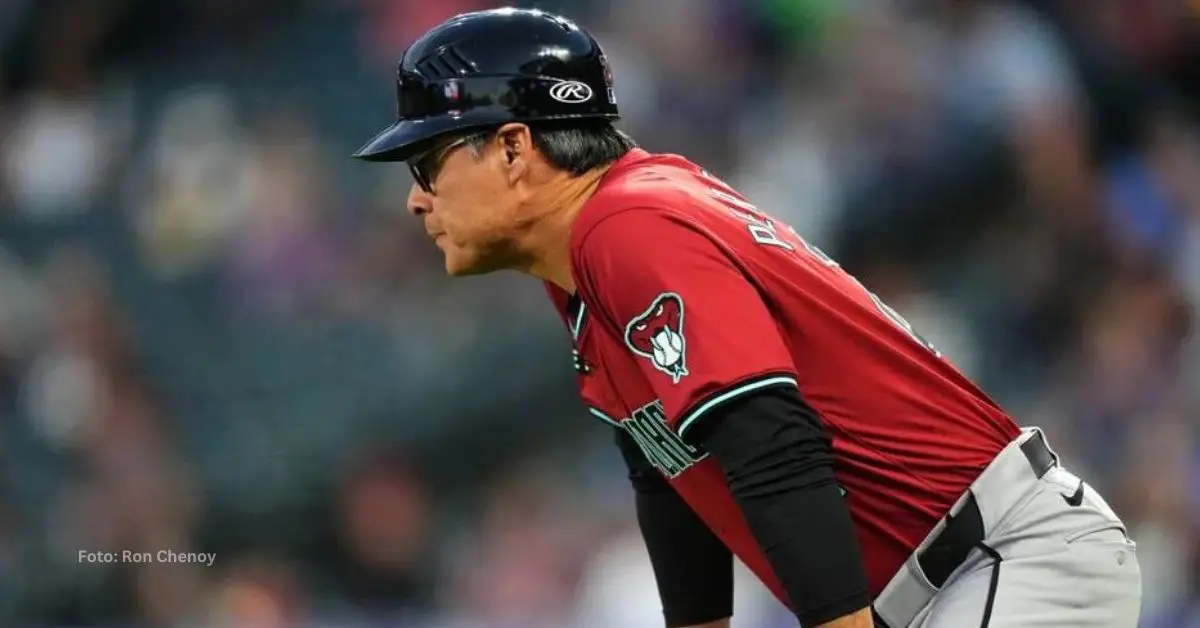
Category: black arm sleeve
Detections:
[
  {"x1": 616, "y1": 429, "x2": 733, "y2": 627},
  {"x1": 687, "y1": 386, "x2": 871, "y2": 627}
]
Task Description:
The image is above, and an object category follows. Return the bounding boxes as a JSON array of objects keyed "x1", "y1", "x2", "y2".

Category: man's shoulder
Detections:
[
  {"x1": 569, "y1": 199, "x2": 701, "y2": 263},
  {"x1": 573, "y1": 157, "x2": 717, "y2": 251}
]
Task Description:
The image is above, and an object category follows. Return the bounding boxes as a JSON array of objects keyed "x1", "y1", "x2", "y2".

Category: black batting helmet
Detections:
[{"x1": 352, "y1": 7, "x2": 619, "y2": 163}]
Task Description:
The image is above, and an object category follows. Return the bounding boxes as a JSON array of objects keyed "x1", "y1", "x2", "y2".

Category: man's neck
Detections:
[{"x1": 516, "y1": 165, "x2": 611, "y2": 293}]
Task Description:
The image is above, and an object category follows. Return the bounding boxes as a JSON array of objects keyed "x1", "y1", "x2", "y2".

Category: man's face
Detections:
[{"x1": 405, "y1": 129, "x2": 526, "y2": 276}]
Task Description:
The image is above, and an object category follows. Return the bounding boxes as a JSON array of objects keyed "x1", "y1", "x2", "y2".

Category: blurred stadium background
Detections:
[{"x1": 0, "y1": 0, "x2": 1196, "y2": 626}]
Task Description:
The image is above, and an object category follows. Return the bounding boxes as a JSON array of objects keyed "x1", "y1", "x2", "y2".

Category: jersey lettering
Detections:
[
  {"x1": 620, "y1": 400, "x2": 706, "y2": 478},
  {"x1": 709, "y1": 188, "x2": 794, "y2": 251},
  {"x1": 868, "y1": 292, "x2": 938, "y2": 355},
  {"x1": 700, "y1": 172, "x2": 939, "y2": 356},
  {"x1": 799, "y1": 235, "x2": 838, "y2": 268}
]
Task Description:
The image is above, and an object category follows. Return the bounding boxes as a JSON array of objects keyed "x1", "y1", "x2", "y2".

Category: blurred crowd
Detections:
[{"x1": 0, "y1": 0, "x2": 1196, "y2": 626}]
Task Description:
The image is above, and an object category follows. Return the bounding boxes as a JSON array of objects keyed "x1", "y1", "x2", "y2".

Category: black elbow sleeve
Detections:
[
  {"x1": 616, "y1": 428, "x2": 733, "y2": 626},
  {"x1": 695, "y1": 386, "x2": 871, "y2": 626}
]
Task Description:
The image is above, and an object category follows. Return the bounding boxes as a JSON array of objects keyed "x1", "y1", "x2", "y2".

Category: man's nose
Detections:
[{"x1": 407, "y1": 182, "x2": 432, "y2": 216}]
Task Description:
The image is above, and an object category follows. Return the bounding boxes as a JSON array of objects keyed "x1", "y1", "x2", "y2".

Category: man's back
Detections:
[{"x1": 566, "y1": 149, "x2": 1021, "y2": 595}]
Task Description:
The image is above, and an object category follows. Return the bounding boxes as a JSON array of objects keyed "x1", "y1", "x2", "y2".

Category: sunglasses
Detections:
[{"x1": 408, "y1": 132, "x2": 486, "y2": 194}]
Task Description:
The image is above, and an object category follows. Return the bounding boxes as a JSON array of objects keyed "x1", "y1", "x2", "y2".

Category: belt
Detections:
[
  {"x1": 916, "y1": 430, "x2": 1056, "y2": 588},
  {"x1": 873, "y1": 430, "x2": 1057, "y2": 628}
]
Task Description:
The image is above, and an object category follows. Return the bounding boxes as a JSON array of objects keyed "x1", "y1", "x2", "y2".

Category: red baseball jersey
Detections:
[{"x1": 546, "y1": 149, "x2": 1021, "y2": 607}]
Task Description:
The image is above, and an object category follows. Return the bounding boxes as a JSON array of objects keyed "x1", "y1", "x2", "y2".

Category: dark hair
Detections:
[{"x1": 465, "y1": 120, "x2": 636, "y2": 175}]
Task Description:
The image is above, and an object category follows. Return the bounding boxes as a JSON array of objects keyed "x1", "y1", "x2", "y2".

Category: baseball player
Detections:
[{"x1": 353, "y1": 8, "x2": 1142, "y2": 628}]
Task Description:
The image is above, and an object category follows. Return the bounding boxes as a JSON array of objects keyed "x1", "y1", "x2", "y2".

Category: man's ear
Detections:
[{"x1": 495, "y1": 123, "x2": 531, "y2": 186}]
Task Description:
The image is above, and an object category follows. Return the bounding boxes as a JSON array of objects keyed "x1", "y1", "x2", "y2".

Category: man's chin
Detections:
[
  {"x1": 442, "y1": 247, "x2": 510, "y2": 277},
  {"x1": 444, "y1": 257, "x2": 489, "y2": 277}
]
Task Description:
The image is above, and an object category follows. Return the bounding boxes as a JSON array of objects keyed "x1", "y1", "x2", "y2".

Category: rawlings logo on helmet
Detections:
[
  {"x1": 624, "y1": 293, "x2": 689, "y2": 383},
  {"x1": 549, "y1": 80, "x2": 594, "y2": 104}
]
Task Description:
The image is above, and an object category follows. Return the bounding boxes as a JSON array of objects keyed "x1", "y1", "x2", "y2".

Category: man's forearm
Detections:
[
  {"x1": 617, "y1": 430, "x2": 734, "y2": 626},
  {"x1": 637, "y1": 487, "x2": 734, "y2": 626},
  {"x1": 694, "y1": 388, "x2": 872, "y2": 627}
]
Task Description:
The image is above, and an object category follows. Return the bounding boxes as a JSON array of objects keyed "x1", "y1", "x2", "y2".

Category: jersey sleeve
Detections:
[{"x1": 575, "y1": 207, "x2": 799, "y2": 439}]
